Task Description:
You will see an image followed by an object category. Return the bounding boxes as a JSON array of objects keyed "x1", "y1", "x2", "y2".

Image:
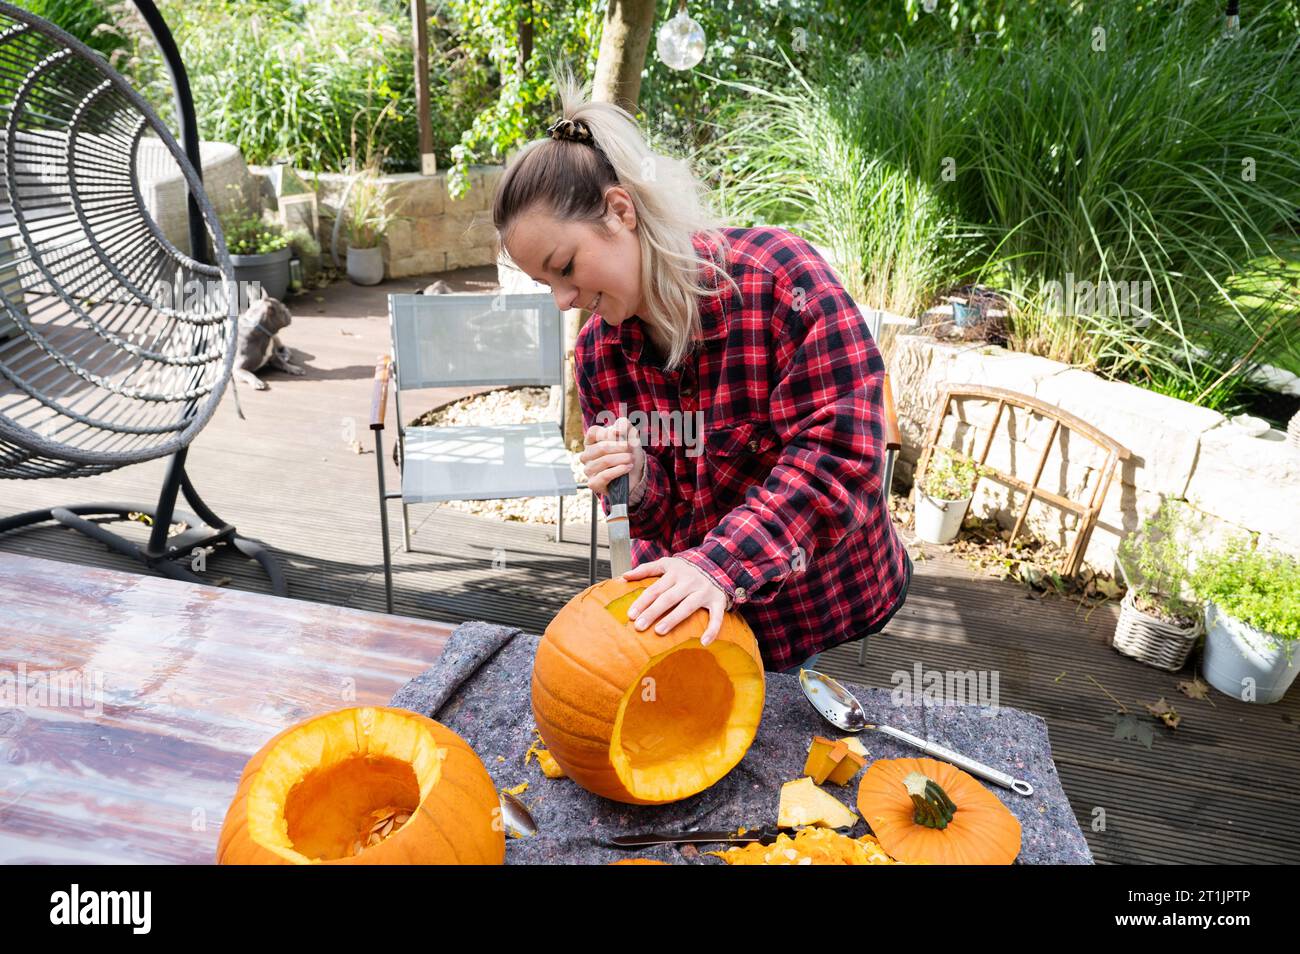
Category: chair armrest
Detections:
[
  {"x1": 882, "y1": 372, "x2": 901, "y2": 453},
  {"x1": 370, "y1": 354, "x2": 391, "y2": 431}
]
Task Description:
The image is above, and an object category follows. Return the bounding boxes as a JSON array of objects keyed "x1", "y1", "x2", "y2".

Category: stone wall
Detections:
[
  {"x1": 138, "y1": 141, "x2": 254, "y2": 257},
  {"x1": 890, "y1": 335, "x2": 1300, "y2": 571},
  {"x1": 310, "y1": 165, "x2": 504, "y2": 278}
]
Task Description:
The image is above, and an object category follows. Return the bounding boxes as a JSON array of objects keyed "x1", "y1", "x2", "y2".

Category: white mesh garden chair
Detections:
[{"x1": 370, "y1": 292, "x2": 597, "y2": 613}]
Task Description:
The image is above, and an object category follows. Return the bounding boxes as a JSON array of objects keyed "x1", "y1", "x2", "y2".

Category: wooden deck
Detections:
[{"x1": 3, "y1": 268, "x2": 1297, "y2": 865}]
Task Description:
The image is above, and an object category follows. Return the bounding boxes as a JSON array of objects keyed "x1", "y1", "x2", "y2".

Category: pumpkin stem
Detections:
[{"x1": 903, "y1": 770, "x2": 956, "y2": 830}]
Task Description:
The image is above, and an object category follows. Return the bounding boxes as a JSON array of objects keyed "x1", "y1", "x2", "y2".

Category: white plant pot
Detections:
[
  {"x1": 914, "y1": 491, "x2": 972, "y2": 544},
  {"x1": 1202, "y1": 603, "x2": 1298, "y2": 704},
  {"x1": 346, "y1": 246, "x2": 384, "y2": 286}
]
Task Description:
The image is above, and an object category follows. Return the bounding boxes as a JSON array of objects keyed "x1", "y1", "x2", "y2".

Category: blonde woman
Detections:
[{"x1": 493, "y1": 76, "x2": 911, "y2": 672}]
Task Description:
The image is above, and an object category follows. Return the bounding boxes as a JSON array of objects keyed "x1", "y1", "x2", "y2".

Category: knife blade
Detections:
[
  {"x1": 606, "y1": 472, "x2": 632, "y2": 578},
  {"x1": 605, "y1": 825, "x2": 785, "y2": 848}
]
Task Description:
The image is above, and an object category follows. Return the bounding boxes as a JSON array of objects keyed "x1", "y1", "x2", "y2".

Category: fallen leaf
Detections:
[
  {"x1": 1144, "y1": 697, "x2": 1181, "y2": 730},
  {"x1": 1177, "y1": 677, "x2": 1214, "y2": 704},
  {"x1": 1094, "y1": 577, "x2": 1125, "y2": 600},
  {"x1": 1017, "y1": 563, "x2": 1044, "y2": 588}
]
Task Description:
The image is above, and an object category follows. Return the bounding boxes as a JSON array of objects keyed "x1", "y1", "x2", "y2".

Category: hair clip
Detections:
[{"x1": 547, "y1": 117, "x2": 595, "y2": 146}]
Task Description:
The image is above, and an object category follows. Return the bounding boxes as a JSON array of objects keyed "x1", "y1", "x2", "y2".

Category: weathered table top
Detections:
[{"x1": 0, "y1": 552, "x2": 454, "y2": 864}]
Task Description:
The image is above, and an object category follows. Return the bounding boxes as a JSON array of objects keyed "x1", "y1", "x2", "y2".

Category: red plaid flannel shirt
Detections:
[{"x1": 575, "y1": 226, "x2": 910, "y2": 670}]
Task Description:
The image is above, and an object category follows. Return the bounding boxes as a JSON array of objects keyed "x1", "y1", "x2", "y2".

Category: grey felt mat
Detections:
[{"x1": 390, "y1": 622, "x2": 1093, "y2": 865}]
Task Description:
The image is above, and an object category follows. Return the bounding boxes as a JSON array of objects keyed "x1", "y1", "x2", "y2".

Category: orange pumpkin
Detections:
[
  {"x1": 531, "y1": 576, "x2": 765, "y2": 804},
  {"x1": 217, "y1": 706, "x2": 505, "y2": 864},
  {"x1": 856, "y1": 757, "x2": 1021, "y2": 865}
]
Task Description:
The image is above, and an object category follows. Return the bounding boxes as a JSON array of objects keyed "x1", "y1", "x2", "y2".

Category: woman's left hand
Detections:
[{"x1": 621, "y1": 557, "x2": 729, "y2": 645}]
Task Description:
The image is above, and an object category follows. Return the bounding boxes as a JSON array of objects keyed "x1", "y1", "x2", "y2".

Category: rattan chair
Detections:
[{"x1": 0, "y1": 1, "x2": 284, "y2": 592}]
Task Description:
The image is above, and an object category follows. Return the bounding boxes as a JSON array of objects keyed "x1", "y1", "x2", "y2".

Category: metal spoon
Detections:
[
  {"x1": 799, "y1": 669, "x2": 1034, "y2": 797},
  {"x1": 499, "y1": 791, "x2": 539, "y2": 838}
]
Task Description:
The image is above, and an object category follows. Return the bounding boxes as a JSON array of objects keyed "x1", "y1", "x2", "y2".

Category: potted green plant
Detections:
[
  {"x1": 1192, "y1": 539, "x2": 1300, "y2": 703},
  {"x1": 914, "y1": 447, "x2": 981, "y2": 544},
  {"x1": 343, "y1": 170, "x2": 397, "y2": 286},
  {"x1": 1112, "y1": 499, "x2": 1202, "y2": 671},
  {"x1": 220, "y1": 189, "x2": 292, "y2": 301}
]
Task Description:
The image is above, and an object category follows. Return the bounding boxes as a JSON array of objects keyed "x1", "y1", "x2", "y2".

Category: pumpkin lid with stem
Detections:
[{"x1": 856, "y1": 757, "x2": 1021, "y2": 865}]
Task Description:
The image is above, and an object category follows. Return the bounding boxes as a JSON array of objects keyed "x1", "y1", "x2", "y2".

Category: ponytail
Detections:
[{"x1": 492, "y1": 66, "x2": 739, "y2": 370}]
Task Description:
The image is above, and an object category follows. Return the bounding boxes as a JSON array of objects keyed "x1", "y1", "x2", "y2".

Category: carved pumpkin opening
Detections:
[
  {"x1": 281, "y1": 755, "x2": 420, "y2": 861},
  {"x1": 220, "y1": 707, "x2": 504, "y2": 865},
  {"x1": 532, "y1": 577, "x2": 766, "y2": 804},
  {"x1": 609, "y1": 643, "x2": 762, "y2": 802}
]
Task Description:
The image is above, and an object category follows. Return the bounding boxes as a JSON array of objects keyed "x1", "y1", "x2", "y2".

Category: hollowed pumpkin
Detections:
[
  {"x1": 217, "y1": 706, "x2": 505, "y2": 865},
  {"x1": 856, "y1": 757, "x2": 1021, "y2": 865},
  {"x1": 531, "y1": 576, "x2": 765, "y2": 804}
]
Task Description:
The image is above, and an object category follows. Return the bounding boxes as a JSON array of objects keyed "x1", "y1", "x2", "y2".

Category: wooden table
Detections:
[{"x1": 0, "y1": 552, "x2": 454, "y2": 864}]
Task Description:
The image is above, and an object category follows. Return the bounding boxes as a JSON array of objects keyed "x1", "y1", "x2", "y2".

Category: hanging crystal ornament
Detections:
[{"x1": 656, "y1": 1, "x2": 706, "y2": 71}]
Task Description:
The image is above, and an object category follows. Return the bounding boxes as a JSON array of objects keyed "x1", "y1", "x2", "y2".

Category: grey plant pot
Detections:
[
  {"x1": 347, "y1": 246, "x2": 385, "y2": 286},
  {"x1": 230, "y1": 246, "x2": 292, "y2": 302},
  {"x1": 1202, "y1": 603, "x2": 1298, "y2": 704}
]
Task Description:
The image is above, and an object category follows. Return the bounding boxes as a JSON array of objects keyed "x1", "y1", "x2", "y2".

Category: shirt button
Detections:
[
  {"x1": 681, "y1": 386, "x2": 693, "y2": 397},
  {"x1": 747, "y1": 440, "x2": 760, "y2": 452},
  {"x1": 733, "y1": 587, "x2": 747, "y2": 603}
]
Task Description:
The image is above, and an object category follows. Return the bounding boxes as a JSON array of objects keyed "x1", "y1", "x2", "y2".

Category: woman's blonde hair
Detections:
[{"x1": 492, "y1": 67, "x2": 739, "y2": 371}]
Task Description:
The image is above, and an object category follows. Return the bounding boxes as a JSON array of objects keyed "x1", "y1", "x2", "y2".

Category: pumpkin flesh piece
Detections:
[
  {"x1": 245, "y1": 708, "x2": 443, "y2": 863},
  {"x1": 609, "y1": 643, "x2": 763, "y2": 803}
]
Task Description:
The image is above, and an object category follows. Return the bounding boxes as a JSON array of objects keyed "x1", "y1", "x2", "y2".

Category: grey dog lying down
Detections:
[{"x1": 234, "y1": 287, "x2": 305, "y2": 390}]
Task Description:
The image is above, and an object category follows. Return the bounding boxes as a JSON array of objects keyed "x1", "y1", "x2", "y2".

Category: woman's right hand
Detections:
[{"x1": 580, "y1": 416, "x2": 646, "y2": 498}]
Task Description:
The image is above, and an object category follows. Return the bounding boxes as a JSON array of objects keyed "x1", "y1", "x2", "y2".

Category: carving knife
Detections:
[
  {"x1": 605, "y1": 825, "x2": 788, "y2": 848},
  {"x1": 606, "y1": 472, "x2": 632, "y2": 578}
]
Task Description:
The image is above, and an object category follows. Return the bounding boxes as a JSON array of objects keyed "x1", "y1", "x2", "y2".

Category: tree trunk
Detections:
[
  {"x1": 592, "y1": 0, "x2": 658, "y2": 111},
  {"x1": 410, "y1": 0, "x2": 434, "y2": 174},
  {"x1": 516, "y1": 1, "x2": 533, "y2": 75},
  {"x1": 562, "y1": 0, "x2": 658, "y2": 450}
]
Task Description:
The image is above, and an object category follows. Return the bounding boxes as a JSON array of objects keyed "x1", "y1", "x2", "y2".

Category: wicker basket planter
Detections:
[
  {"x1": 1288, "y1": 409, "x2": 1300, "y2": 450},
  {"x1": 1111, "y1": 590, "x2": 1203, "y2": 671}
]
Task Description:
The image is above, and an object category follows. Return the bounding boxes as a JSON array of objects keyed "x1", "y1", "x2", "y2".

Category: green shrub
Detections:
[
  {"x1": 110, "y1": 0, "x2": 489, "y2": 174},
  {"x1": 920, "y1": 448, "x2": 981, "y2": 501},
  {"x1": 1192, "y1": 539, "x2": 1300, "y2": 643},
  {"x1": 1116, "y1": 499, "x2": 1197, "y2": 623},
  {"x1": 9, "y1": 0, "x2": 129, "y2": 58},
  {"x1": 706, "y1": 0, "x2": 1300, "y2": 412},
  {"x1": 219, "y1": 185, "x2": 289, "y2": 256}
]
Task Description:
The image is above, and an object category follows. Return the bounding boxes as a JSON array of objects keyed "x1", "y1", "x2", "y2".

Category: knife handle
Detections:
[{"x1": 608, "y1": 472, "x2": 629, "y2": 510}]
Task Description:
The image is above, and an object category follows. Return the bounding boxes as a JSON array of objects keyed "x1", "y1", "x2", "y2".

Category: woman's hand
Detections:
[
  {"x1": 621, "y1": 557, "x2": 729, "y2": 645},
  {"x1": 580, "y1": 416, "x2": 646, "y2": 497}
]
